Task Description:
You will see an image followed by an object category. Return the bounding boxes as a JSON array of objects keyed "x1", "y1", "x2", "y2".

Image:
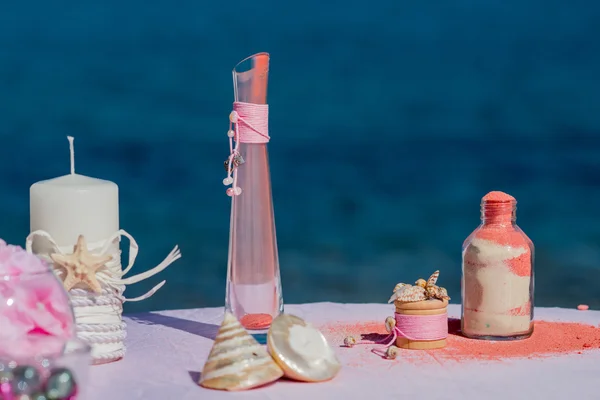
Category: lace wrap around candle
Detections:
[{"x1": 224, "y1": 53, "x2": 283, "y2": 330}]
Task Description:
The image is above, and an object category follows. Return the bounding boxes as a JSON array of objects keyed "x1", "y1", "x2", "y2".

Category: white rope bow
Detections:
[{"x1": 25, "y1": 229, "x2": 181, "y2": 302}]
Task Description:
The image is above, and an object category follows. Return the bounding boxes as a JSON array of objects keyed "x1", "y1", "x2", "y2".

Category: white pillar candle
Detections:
[
  {"x1": 30, "y1": 137, "x2": 118, "y2": 250},
  {"x1": 27, "y1": 136, "x2": 181, "y2": 364}
]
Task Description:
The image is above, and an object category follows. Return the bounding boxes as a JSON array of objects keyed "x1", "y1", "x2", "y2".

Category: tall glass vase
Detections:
[{"x1": 225, "y1": 52, "x2": 283, "y2": 330}]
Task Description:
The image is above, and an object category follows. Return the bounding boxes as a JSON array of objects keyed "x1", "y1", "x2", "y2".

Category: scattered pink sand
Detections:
[
  {"x1": 578, "y1": 305, "x2": 590, "y2": 311},
  {"x1": 320, "y1": 319, "x2": 600, "y2": 364}
]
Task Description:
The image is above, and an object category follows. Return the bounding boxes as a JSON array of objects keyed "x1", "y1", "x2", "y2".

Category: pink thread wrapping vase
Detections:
[{"x1": 225, "y1": 53, "x2": 284, "y2": 330}]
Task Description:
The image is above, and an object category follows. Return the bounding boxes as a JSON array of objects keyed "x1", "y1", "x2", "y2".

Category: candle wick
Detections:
[{"x1": 67, "y1": 136, "x2": 75, "y2": 175}]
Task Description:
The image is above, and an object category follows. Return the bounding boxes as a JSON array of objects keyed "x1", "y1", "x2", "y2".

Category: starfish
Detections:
[{"x1": 50, "y1": 235, "x2": 112, "y2": 293}]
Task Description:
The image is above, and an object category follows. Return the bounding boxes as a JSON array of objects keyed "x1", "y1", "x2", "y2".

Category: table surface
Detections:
[{"x1": 88, "y1": 303, "x2": 600, "y2": 400}]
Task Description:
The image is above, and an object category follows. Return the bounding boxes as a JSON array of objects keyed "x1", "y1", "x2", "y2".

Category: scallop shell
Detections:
[
  {"x1": 388, "y1": 283, "x2": 410, "y2": 303},
  {"x1": 394, "y1": 285, "x2": 427, "y2": 302},
  {"x1": 393, "y1": 283, "x2": 409, "y2": 292},
  {"x1": 267, "y1": 314, "x2": 341, "y2": 382},
  {"x1": 199, "y1": 312, "x2": 283, "y2": 391}
]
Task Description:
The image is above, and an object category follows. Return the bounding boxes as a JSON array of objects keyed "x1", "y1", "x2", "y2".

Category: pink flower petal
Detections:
[{"x1": 0, "y1": 240, "x2": 75, "y2": 351}]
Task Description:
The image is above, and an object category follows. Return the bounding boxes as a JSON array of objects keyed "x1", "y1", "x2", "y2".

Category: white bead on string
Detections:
[{"x1": 223, "y1": 111, "x2": 242, "y2": 196}]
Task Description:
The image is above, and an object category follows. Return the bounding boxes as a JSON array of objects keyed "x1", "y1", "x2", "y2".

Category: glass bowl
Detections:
[
  {"x1": 0, "y1": 242, "x2": 75, "y2": 342},
  {"x1": 0, "y1": 336, "x2": 91, "y2": 399}
]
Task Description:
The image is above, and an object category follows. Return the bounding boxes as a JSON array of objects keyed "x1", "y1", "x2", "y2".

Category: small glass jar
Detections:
[{"x1": 461, "y1": 191, "x2": 534, "y2": 340}]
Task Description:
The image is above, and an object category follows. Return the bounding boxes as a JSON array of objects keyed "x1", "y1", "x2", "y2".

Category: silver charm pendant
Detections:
[{"x1": 224, "y1": 154, "x2": 245, "y2": 172}]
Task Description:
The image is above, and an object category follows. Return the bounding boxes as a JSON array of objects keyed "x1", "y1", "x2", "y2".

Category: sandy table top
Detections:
[{"x1": 88, "y1": 303, "x2": 600, "y2": 400}]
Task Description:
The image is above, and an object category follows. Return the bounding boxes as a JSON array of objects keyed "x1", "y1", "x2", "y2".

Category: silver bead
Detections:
[
  {"x1": 0, "y1": 361, "x2": 13, "y2": 385},
  {"x1": 223, "y1": 154, "x2": 245, "y2": 172},
  {"x1": 11, "y1": 365, "x2": 41, "y2": 395},
  {"x1": 21, "y1": 394, "x2": 48, "y2": 400},
  {"x1": 233, "y1": 154, "x2": 245, "y2": 167},
  {"x1": 45, "y1": 368, "x2": 76, "y2": 400}
]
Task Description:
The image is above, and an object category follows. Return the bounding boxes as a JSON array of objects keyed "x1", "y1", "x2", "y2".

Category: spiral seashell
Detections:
[
  {"x1": 386, "y1": 346, "x2": 399, "y2": 359},
  {"x1": 344, "y1": 336, "x2": 356, "y2": 347},
  {"x1": 268, "y1": 314, "x2": 341, "y2": 382},
  {"x1": 385, "y1": 316, "x2": 396, "y2": 333},
  {"x1": 199, "y1": 312, "x2": 283, "y2": 391}
]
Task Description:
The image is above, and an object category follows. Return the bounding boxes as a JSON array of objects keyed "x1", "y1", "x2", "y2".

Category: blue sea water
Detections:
[{"x1": 0, "y1": 0, "x2": 599, "y2": 313}]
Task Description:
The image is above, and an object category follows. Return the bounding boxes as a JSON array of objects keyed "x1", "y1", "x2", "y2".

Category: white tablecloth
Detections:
[{"x1": 88, "y1": 303, "x2": 600, "y2": 400}]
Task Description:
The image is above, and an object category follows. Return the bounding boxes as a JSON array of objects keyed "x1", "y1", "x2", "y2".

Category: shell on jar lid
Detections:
[{"x1": 267, "y1": 314, "x2": 341, "y2": 382}]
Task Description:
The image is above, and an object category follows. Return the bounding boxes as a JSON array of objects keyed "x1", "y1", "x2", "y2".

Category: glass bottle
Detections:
[
  {"x1": 461, "y1": 191, "x2": 534, "y2": 340},
  {"x1": 224, "y1": 53, "x2": 283, "y2": 330}
]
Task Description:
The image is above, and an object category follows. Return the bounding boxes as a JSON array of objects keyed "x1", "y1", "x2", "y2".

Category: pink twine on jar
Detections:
[
  {"x1": 351, "y1": 313, "x2": 448, "y2": 357},
  {"x1": 223, "y1": 102, "x2": 270, "y2": 196}
]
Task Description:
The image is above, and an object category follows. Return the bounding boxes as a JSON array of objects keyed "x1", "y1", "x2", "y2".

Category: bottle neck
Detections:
[{"x1": 480, "y1": 200, "x2": 516, "y2": 226}]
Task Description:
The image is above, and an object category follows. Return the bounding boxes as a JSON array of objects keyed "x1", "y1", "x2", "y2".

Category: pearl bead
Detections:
[
  {"x1": 226, "y1": 188, "x2": 234, "y2": 197},
  {"x1": 233, "y1": 187, "x2": 242, "y2": 196},
  {"x1": 227, "y1": 129, "x2": 235, "y2": 138},
  {"x1": 229, "y1": 111, "x2": 238, "y2": 123},
  {"x1": 223, "y1": 177, "x2": 233, "y2": 186}
]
